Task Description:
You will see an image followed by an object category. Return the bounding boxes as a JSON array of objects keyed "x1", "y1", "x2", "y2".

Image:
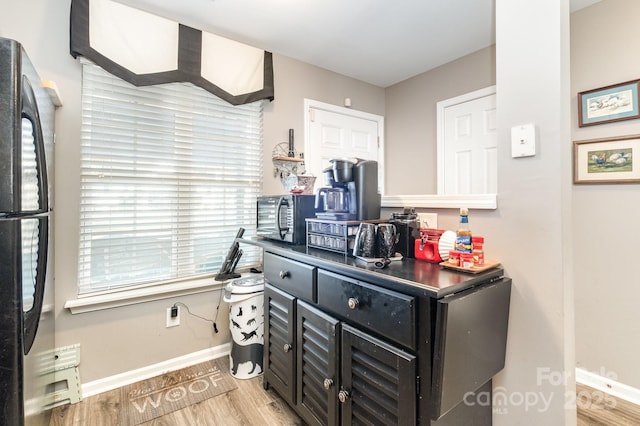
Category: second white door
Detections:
[{"x1": 438, "y1": 87, "x2": 497, "y2": 195}]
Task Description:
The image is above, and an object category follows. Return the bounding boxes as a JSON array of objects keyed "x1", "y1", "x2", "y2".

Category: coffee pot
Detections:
[
  {"x1": 314, "y1": 158, "x2": 380, "y2": 221},
  {"x1": 315, "y1": 160, "x2": 358, "y2": 219},
  {"x1": 315, "y1": 187, "x2": 350, "y2": 213}
]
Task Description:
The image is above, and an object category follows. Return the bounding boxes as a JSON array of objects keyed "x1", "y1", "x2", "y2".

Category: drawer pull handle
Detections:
[
  {"x1": 347, "y1": 297, "x2": 359, "y2": 310},
  {"x1": 338, "y1": 390, "x2": 350, "y2": 403},
  {"x1": 323, "y1": 378, "x2": 334, "y2": 390},
  {"x1": 279, "y1": 270, "x2": 290, "y2": 279},
  {"x1": 283, "y1": 343, "x2": 292, "y2": 353}
]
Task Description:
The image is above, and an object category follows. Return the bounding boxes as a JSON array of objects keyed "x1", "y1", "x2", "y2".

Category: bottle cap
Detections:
[{"x1": 460, "y1": 207, "x2": 469, "y2": 215}]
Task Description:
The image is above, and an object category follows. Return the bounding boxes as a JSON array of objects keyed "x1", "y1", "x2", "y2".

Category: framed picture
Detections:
[
  {"x1": 578, "y1": 80, "x2": 640, "y2": 127},
  {"x1": 573, "y1": 134, "x2": 640, "y2": 183}
]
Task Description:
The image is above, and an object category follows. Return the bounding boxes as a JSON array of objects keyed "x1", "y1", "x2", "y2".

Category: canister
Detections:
[
  {"x1": 448, "y1": 250, "x2": 461, "y2": 266},
  {"x1": 460, "y1": 252, "x2": 474, "y2": 269},
  {"x1": 391, "y1": 211, "x2": 420, "y2": 258}
]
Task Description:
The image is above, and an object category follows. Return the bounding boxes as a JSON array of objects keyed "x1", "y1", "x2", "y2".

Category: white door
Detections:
[
  {"x1": 437, "y1": 87, "x2": 497, "y2": 195},
  {"x1": 304, "y1": 99, "x2": 384, "y2": 191}
]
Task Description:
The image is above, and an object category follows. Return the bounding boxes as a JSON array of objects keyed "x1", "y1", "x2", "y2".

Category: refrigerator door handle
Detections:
[
  {"x1": 22, "y1": 216, "x2": 48, "y2": 355},
  {"x1": 21, "y1": 75, "x2": 48, "y2": 212},
  {"x1": 20, "y1": 75, "x2": 49, "y2": 355}
]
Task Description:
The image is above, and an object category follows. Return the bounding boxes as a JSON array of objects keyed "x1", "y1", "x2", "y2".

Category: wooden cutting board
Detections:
[{"x1": 439, "y1": 260, "x2": 501, "y2": 274}]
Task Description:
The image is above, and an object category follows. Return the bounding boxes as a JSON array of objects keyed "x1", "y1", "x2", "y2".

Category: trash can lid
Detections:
[{"x1": 225, "y1": 275, "x2": 264, "y2": 295}]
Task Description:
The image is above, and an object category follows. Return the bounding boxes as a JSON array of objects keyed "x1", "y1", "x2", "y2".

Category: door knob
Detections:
[
  {"x1": 347, "y1": 297, "x2": 359, "y2": 310},
  {"x1": 323, "y1": 378, "x2": 334, "y2": 390},
  {"x1": 338, "y1": 390, "x2": 350, "y2": 403},
  {"x1": 279, "y1": 270, "x2": 290, "y2": 279},
  {"x1": 283, "y1": 343, "x2": 292, "y2": 353}
]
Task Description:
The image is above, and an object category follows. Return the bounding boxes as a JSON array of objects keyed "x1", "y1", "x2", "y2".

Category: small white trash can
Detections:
[{"x1": 223, "y1": 276, "x2": 265, "y2": 379}]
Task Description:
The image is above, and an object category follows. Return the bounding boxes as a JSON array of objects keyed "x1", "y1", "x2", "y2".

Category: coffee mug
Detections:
[
  {"x1": 377, "y1": 223, "x2": 398, "y2": 258},
  {"x1": 353, "y1": 222, "x2": 376, "y2": 258}
]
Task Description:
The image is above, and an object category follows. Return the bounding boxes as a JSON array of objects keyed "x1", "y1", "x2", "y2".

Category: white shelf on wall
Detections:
[{"x1": 381, "y1": 193, "x2": 497, "y2": 210}]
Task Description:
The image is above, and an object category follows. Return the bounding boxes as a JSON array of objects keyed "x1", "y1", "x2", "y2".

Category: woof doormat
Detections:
[{"x1": 120, "y1": 358, "x2": 237, "y2": 425}]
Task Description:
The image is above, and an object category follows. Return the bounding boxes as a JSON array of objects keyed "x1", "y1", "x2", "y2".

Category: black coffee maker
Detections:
[{"x1": 315, "y1": 158, "x2": 380, "y2": 221}]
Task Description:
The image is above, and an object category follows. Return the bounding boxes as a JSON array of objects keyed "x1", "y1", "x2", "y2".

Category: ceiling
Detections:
[{"x1": 116, "y1": 0, "x2": 602, "y2": 88}]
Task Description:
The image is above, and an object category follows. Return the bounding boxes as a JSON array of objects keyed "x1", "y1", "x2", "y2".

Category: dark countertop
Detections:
[{"x1": 241, "y1": 237, "x2": 505, "y2": 299}]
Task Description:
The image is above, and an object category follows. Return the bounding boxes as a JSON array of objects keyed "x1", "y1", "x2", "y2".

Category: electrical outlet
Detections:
[
  {"x1": 418, "y1": 213, "x2": 438, "y2": 229},
  {"x1": 166, "y1": 306, "x2": 180, "y2": 327}
]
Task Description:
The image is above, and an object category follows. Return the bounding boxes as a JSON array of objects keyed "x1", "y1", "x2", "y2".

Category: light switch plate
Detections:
[{"x1": 511, "y1": 123, "x2": 536, "y2": 158}]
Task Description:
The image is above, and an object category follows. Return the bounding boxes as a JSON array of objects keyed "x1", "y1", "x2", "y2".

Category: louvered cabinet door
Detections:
[
  {"x1": 264, "y1": 283, "x2": 297, "y2": 406},
  {"x1": 340, "y1": 323, "x2": 417, "y2": 426},
  {"x1": 296, "y1": 300, "x2": 340, "y2": 426}
]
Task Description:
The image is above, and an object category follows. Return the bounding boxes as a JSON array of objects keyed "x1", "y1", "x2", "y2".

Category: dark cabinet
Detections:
[
  {"x1": 296, "y1": 300, "x2": 340, "y2": 426},
  {"x1": 316, "y1": 269, "x2": 416, "y2": 350},
  {"x1": 263, "y1": 284, "x2": 296, "y2": 406},
  {"x1": 261, "y1": 248, "x2": 511, "y2": 425},
  {"x1": 340, "y1": 324, "x2": 416, "y2": 425},
  {"x1": 264, "y1": 251, "x2": 316, "y2": 301},
  {"x1": 265, "y1": 282, "x2": 416, "y2": 426}
]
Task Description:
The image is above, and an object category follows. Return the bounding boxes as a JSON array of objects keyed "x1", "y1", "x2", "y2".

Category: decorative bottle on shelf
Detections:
[{"x1": 456, "y1": 208, "x2": 472, "y2": 253}]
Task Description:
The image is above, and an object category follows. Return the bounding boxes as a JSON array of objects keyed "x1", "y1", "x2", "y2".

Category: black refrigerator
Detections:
[{"x1": 0, "y1": 37, "x2": 56, "y2": 425}]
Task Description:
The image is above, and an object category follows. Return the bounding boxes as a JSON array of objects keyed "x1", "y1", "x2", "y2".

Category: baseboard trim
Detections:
[
  {"x1": 576, "y1": 367, "x2": 640, "y2": 406},
  {"x1": 81, "y1": 343, "x2": 231, "y2": 398}
]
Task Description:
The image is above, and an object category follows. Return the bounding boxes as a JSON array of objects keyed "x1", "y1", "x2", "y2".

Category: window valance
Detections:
[{"x1": 70, "y1": 0, "x2": 274, "y2": 105}]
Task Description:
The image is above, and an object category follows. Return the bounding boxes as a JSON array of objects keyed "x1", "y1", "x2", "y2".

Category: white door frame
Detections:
[
  {"x1": 303, "y1": 98, "x2": 386, "y2": 195},
  {"x1": 436, "y1": 85, "x2": 497, "y2": 195}
]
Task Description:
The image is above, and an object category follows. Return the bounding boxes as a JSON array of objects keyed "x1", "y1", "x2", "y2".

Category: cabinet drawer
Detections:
[
  {"x1": 317, "y1": 270, "x2": 416, "y2": 350},
  {"x1": 264, "y1": 252, "x2": 316, "y2": 301}
]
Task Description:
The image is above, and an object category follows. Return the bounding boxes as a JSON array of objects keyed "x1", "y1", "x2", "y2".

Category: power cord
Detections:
[
  {"x1": 212, "y1": 288, "x2": 223, "y2": 334},
  {"x1": 172, "y1": 302, "x2": 217, "y2": 332}
]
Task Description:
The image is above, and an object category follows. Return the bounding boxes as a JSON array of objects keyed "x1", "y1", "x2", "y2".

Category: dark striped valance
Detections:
[{"x1": 70, "y1": 0, "x2": 274, "y2": 105}]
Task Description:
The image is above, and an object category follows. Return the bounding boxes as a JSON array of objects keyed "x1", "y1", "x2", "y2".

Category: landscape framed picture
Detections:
[
  {"x1": 578, "y1": 80, "x2": 640, "y2": 127},
  {"x1": 573, "y1": 135, "x2": 640, "y2": 183}
]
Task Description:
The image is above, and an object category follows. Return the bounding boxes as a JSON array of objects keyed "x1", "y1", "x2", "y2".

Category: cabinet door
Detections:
[
  {"x1": 340, "y1": 324, "x2": 417, "y2": 426},
  {"x1": 296, "y1": 300, "x2": 340, "y2": 426},
  {"x1": 264, "y1": 283, "x2": 296, "y2": 406}
]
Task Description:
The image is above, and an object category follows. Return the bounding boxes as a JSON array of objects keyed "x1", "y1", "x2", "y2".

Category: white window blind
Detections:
[{"x1": 78, "y1": 61, "x2": 262, "y2": 294}]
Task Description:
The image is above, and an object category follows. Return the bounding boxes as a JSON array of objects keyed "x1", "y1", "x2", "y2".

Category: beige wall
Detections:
[
  {"x1": 385, "y1": 46, "x2": 496, "y2": 195},
  {"x1": 263, "y1": 55, "x2": 385, "y2": 196},
  {"x1": 3, "y1": 0, "x2": 633, "y2": 421},
  {"x1": 385, "y1": 1, "x2": 575, "y2": 422},
  {"x1": 494, "y1": 0, "x2": 574, "y2": 422},
  {"x1": 1, "y1": 1, "x2": 385, "y2": 384},
  {"x1": 571, "y1": 0, "x2": 640, "y2": 388}
]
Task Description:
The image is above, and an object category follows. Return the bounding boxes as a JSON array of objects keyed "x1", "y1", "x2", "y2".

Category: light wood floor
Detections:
[
  {"x1": 577, "y1": 383, "x2": 640, "y2": 426},
  {"x1": 49, "y1": 358, "x2": 304, "y2": 426},
  {"x1": 50, "y1": 361, "x2": 640, "y2": 425}
]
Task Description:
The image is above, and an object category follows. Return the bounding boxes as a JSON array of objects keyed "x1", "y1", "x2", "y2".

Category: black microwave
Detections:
[{"x1": 256, "y1": 194, "x2": 315, "y2": 244}]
